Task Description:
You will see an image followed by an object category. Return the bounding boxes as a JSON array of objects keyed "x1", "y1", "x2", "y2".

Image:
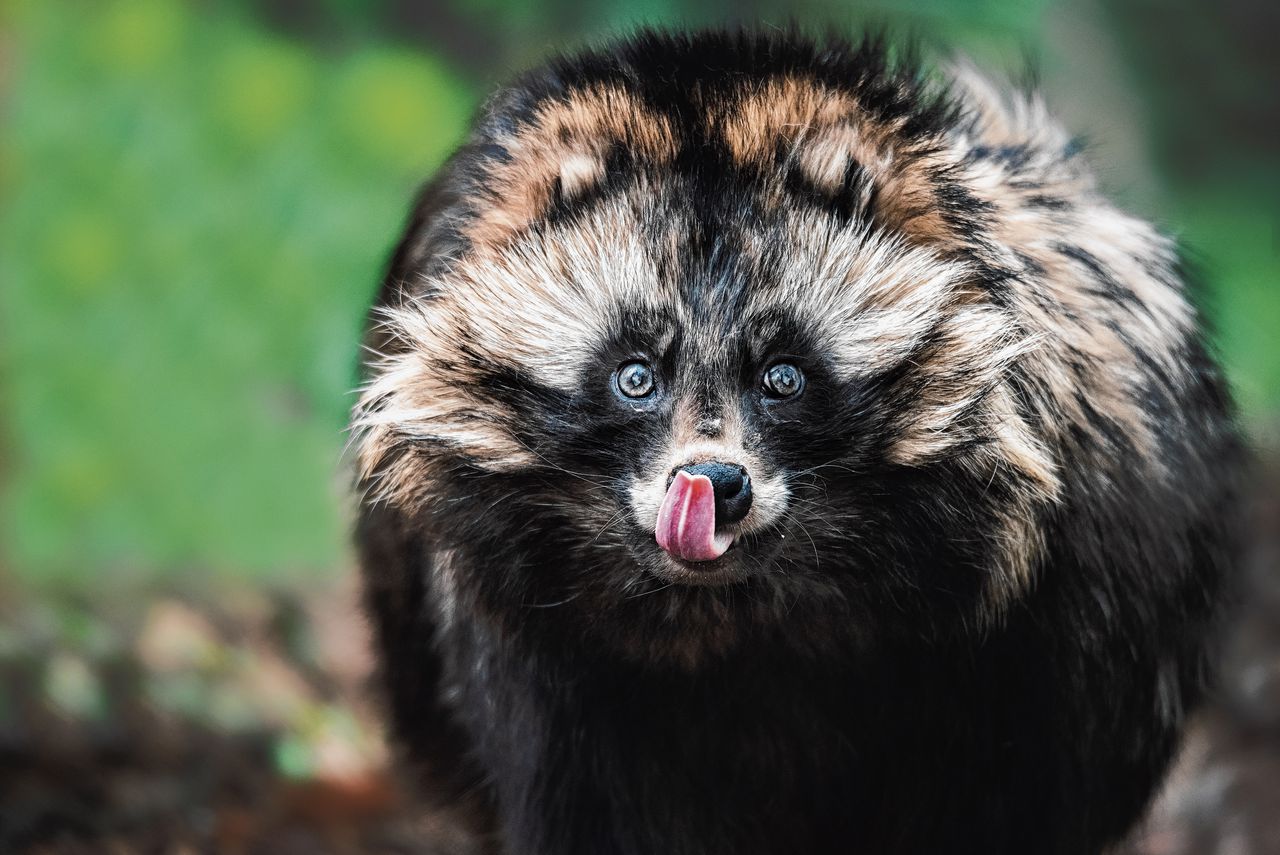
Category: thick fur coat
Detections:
[{"x1": 351, "y1": 30, "x2": 1242, "y2": 855}]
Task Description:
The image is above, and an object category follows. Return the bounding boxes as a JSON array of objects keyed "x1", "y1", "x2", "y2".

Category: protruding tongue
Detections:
[{"x1": 656, "y1": 471, "x2": 735, "y2": 562}]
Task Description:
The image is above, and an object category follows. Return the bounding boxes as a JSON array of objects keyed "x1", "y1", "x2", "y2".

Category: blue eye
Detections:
[
  {"x1": 762, "y1": 363, "x2": 804, "y2": 398},
  {"x1": 616, "y1": 361, "x2": 656, "y2": 398}
]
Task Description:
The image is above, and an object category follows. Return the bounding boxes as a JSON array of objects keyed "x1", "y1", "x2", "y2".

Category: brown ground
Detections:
[{"x1": 2, "y1": 470, "x2": 1277, "y2": 854}]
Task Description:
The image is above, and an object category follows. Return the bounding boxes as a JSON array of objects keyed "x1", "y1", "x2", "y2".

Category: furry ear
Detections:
[
  {"x1": 462, "y1": 86, "x2": 676, "y2": 252},
  {"x1": 722, "y1": 78, "x2": 981, "y2": 252},
  {"x1": 796, "y1": 121, "x2": 977, "y2": 252}
]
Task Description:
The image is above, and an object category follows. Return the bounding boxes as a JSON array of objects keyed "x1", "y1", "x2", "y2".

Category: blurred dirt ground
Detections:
[{"x1": 2, "y1": 468, "x2": 1278, "y2": 854}]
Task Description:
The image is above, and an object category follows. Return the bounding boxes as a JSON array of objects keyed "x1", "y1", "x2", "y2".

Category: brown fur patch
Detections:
[
  {"x1": 464, "y1": 87, "x2": 677, "y2": 252},
  {"x1": 718, "y1": 78, "x2": 965, "y2": 249}
]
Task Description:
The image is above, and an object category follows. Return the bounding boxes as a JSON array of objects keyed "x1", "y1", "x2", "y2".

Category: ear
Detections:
[
  {"x1": 795, "y1": 122, "x2": 979, "y2": 252},
  {"x1": 461, "y1": 86, "x2": 676, "y2": 252},
  {"x1": 374, "y1": 139, "x2": 610, "y2": 318}
]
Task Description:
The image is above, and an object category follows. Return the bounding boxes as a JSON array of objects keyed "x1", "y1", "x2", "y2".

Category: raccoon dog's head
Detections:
[{"x1": 355, "y1": 32, "x2": 1078, "y2": 662}]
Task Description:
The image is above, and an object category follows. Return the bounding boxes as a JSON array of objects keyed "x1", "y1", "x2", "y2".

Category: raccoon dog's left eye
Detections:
[
  {"x1": 762, "y1": 362, "x2": 804, "y2": 399},
  {"x1": 616, "y1": 361, "x2": 656, "y2": 399}
]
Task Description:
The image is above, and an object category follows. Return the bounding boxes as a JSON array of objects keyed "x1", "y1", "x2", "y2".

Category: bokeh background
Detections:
[{"x1": 2, "y1": 0, "x2": 1277, "y2": 852}]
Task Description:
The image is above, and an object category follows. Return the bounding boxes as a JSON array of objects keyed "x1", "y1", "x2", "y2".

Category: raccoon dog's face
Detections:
[{"x1": 356, "y1": 37, "x2": 1063, "y2": 661}]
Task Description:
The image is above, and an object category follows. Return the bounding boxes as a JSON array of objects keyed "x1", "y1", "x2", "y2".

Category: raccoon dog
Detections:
[{"x1": 352, "y1": 30, "x2": 1241, "y2": 855}]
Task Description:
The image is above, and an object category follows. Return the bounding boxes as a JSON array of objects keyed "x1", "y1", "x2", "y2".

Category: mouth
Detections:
[
  {"x1": 647, "y1": 468, "x2": 756, "y2": 587},
  {"x1": 655, "y1": 470, "x2": 737, "y2": 562},
  {"x1": 653, "y1": 562, "x2": 740, "y2": 586},
  {"x1": 640, "y1": 543, "x2": 743, "y2": 587}
]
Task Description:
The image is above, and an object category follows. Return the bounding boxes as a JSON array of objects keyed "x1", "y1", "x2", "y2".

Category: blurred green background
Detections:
[{"x1": 2, "y1": 0, "x2": 1276, "y2": 590}]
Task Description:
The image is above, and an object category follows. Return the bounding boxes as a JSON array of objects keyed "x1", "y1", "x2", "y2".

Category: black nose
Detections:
[{"x1": 679, "y1": 461, "x2": 753, "y2": 524}]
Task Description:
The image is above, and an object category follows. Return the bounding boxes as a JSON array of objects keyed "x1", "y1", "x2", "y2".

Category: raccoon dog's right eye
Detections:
[{"x1": 616, "y1": 361, "x2": 656, "y2": 399}]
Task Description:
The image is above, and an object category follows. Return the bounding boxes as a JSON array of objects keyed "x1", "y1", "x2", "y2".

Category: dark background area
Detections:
[{"x1": 2, "y1": 0, "x2": 1277, "y2": 851}]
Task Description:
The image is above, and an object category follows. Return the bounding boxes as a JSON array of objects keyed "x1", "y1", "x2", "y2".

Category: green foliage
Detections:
[
  {"x1": 2, "y1": 0, "x2": 474, "y2": 582},
  {"x1": 1181, "y1": 194, "x2": 1280, "y2": 428}
]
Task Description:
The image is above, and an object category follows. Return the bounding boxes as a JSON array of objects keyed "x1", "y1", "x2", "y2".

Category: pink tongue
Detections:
[{"x1": 655, "y1": 471, "x2": 735, "y2": 562}]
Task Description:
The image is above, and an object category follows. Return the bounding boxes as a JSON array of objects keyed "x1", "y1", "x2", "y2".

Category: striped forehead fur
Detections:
[{"x1": 764, "y1": 212, "x2": 976, "y2": 376}]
